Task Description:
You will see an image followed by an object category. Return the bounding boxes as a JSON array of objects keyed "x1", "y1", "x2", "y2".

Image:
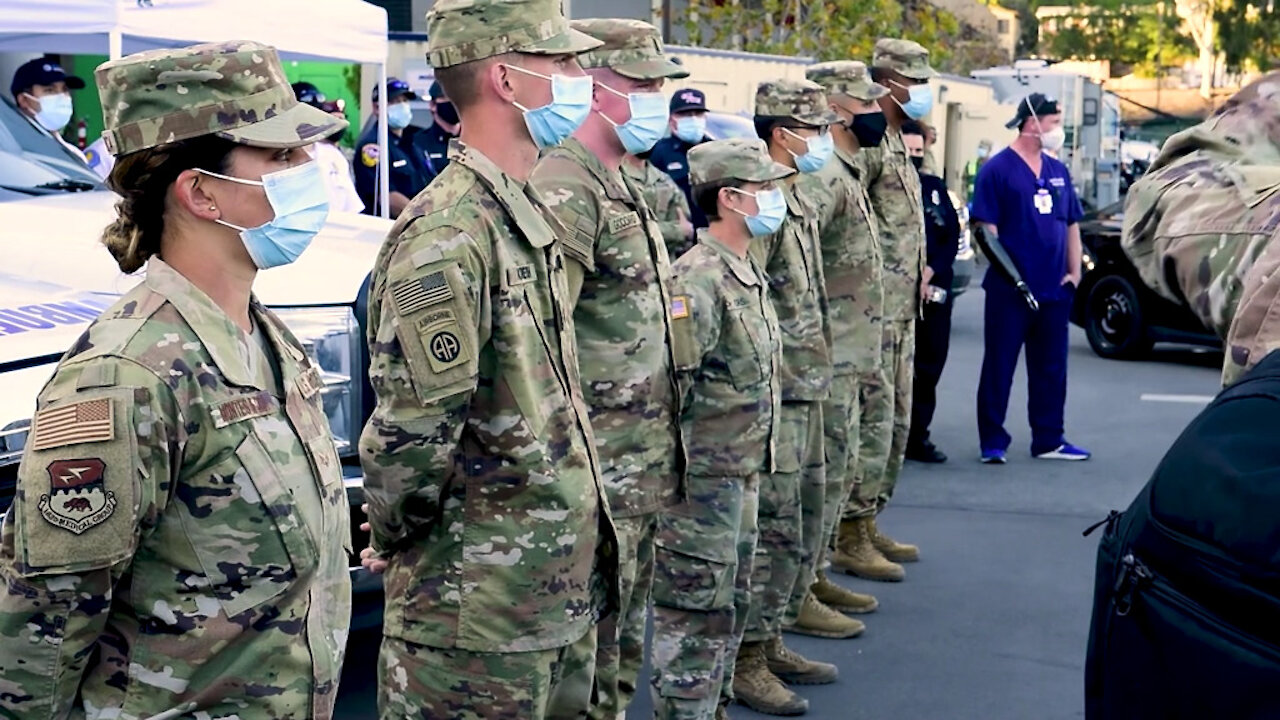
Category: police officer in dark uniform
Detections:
[
  {"x1": 901, "y1": 120, "x2": 960, "y2": 463},
  {"x1": 411, "y1": 80, "x2": 460, "y2": 180},
  {"x1": 354, "y1": 77, "x2": 431, "y2": 218},
  {"x1": 649, "y1": 87, "x2": 712, "y2": 230}
]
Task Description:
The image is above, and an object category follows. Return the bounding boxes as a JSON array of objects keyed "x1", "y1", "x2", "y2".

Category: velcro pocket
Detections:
[
  {"x1": 652, "y1": 513, "x2": 736, "y2": 612},
  {"x1": 670, "y1": 296, "x2": 699, "y2": 372},
  {"x1": 726, "y1": 309, "x2": 765, "y2": 391},
  {"x1": 181, "y1": 429, "x2": 318, "y2": 618},
  {"x1": 16, "y1": 387, "x2": 139, "y2": 574},
  {"x1": 390, "y1": 262, "x2": 478, "y2": 405}
]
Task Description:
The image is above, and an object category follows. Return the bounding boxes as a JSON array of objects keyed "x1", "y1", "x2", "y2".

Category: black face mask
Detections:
[
  {"x1": 434, "y1": 101, "x2": 459, "y2": 127},
  {"x1": 849, "y1": 111, "x2": 888, "y2": 147},
  {"x1": 911, "y1": 155, "x2": 925, "y2": 171}
]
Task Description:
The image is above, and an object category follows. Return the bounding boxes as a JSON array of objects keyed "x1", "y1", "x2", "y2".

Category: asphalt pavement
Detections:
[{"x1": 336, "y1": 285, "x2": 1224, "y2": 719}]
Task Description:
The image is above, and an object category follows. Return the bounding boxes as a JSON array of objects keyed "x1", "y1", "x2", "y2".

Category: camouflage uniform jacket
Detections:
[
  {"x1": 670, "y1": 230, "x2": 782, "y2": 477},
  {"x1": 1124, "y1": 70, "x2": 1280, "y2": 388},
  {"x1": 749, "y1": 181, "x2": 832, "y2": 403},
  {"x1": 0, "y1": 259, "x2": 351, "y2": 720},
  {"x1": 798, "y1": 147, "x2": 884, "y2": 375},
  {"x1": 623, "y1": 159, "x2": 694, "y2": 258},
  {"x1": 856, "y1": 127, "x2": 926, "y2": 321},
  {"x1": 532, "y1": 138, "x2": 683, "y2": 518},
  {"x1": 360, "y1": 141, "x2": 618, "y2": 653}
]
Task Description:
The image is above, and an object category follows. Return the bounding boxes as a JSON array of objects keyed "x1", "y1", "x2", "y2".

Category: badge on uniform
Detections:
[
  {"x1": 361, "y1": 143, "x2": 380, "y2": 168},
  {"x1": 1034, "y1": 188, "x2": 1054, "y2": 215},
  {"x1": 38, "y1": 458, "x2": 117, "y2": 534},
  {"x1": 670, "y1": 295, "x2": 690, "y2": 319},
  {"x1": 931, "y1": 189, "x2": 941, "y2": 205}
]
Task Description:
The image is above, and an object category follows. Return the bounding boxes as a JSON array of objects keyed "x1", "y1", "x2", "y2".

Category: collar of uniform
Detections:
[
  {"x1": 560, "y1": 137, "x2": 633, "y2": 203},
  {"x1": 142, "y1": 257, "x2": 261, "y2": 389},
  {"x1": 450, "y1": 139, "x2": 557, "y2": 249},
  {"x1": 834, "y1": 146, "x2": 860, "y2": 173},
  {"x1": 620, "y1": 159, "x2": 648, "y2": 184},
  {"x1": 696, "y1": 228, "x2": 761, "y2": 286},
  {"x1": 783, "y1": 182, "x2": 806, "y2": 216}
]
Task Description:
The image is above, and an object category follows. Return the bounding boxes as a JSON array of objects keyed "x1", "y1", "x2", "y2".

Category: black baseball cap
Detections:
[
  {"x1": 429, "y1": 80, "x2": 446, "y2": 100},
  {"x1": 292, "y1": 81, "x2": 325, "y2": 106},
  {"x1": 373, "y1": 77, "x2": 418, "y2": 103},
  {"x1": 1007, "y1": 92, "x2": 1061, "y2": 129},
  {"x1": 670, "y1": 87, "x2": 708, "y2": 114},
  {"x1": 11, "y1": 58, "x2": 85, "y2": 100}
]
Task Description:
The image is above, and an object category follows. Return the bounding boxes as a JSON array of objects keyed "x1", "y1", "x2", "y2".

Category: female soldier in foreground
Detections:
[{"x1": 0, "y1": 41, "x2": 352, "y2": 719}]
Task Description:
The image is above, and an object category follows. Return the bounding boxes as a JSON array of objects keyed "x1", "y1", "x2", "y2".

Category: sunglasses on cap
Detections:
[{"x1": 297, "y1": 86, "x2": 326, "y2": 105}]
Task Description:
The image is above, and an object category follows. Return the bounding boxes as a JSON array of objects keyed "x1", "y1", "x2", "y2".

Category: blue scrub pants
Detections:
[{"x1": 977, "y1": 279, "x2": 1072, "y2": 455}]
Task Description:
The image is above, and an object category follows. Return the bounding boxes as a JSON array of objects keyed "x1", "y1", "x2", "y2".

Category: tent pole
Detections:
[
  {"x1": 109, "y1": 29, "x2": 122, "y2": 60},
  {"x1": 377, "y1": 63, "x2": 390, "y2": 220}
]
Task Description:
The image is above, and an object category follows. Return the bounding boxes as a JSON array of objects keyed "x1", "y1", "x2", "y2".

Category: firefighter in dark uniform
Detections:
[
  {"x1": 411, "y1": 80, "x2": 460, "y2": 180},
  {"x1": 354, "y1": 77, "x2": 431, "y2": 218},
  {"x1": 901, "y1": 120, "x2": 960, "y2": 463},
  {"x1": 649, "y1": 87, "x2": 712, "y2": 231}
]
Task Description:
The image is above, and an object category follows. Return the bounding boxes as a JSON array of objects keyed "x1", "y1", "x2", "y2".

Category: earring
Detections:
[{"x1": 209, "y1": 206, "x2": 217, "y2": 211}]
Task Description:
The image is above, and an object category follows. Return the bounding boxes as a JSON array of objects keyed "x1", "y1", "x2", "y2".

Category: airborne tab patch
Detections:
[{"x1": 31, "y1": 398, "x2": 114, "y2": 451}]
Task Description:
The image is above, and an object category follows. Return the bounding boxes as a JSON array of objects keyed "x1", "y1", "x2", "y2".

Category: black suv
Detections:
[{"x1": 1071, "y1": 201, "x2": 1219, "y2": 359}]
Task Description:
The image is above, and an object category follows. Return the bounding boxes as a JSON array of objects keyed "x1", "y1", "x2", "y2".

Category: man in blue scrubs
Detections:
[{"x1": 971, "y1": 93, "x2": 1090, "y2": 464}]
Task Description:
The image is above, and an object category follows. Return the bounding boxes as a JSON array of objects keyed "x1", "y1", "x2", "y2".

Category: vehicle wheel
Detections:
[{"x1": 1085, "y1": 274, "x2": 1153, "y2": 359}]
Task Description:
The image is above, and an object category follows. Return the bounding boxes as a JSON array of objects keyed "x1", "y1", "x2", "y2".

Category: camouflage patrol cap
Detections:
[
  {"x1": 689, "y1": 138, "x2": 795, "y2": 186},
  {"x1": 805, "y1": 61, "x2": 889, "y2": 102},
  {"x1": 96, "y1": 40, "x2": 344, "y2": 157},
  {"x1": 427, "y1": 0, "x2": 603, "y2": 69},
  {"x1": 755, "y1": 78, "x2": 840, "y2": 126},
  {"x1": 573, "y1": 18, "x2": 688, "y2": 80},
  {"x1": 872, "y1": 38, "x2": 937, "y2": 80}
]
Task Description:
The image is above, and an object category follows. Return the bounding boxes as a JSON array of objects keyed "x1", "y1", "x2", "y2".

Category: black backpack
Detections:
[{"x1": 1085, "y1": 351, "x2": 1280, "y2": 720}]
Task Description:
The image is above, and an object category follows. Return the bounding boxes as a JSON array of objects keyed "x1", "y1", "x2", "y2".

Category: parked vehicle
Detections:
[{"x1": 1070, "y1": 201, "x2": 1219, "y2": 359}]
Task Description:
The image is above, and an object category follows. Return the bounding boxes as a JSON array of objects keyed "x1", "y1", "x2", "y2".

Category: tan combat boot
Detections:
[
  {"x1": 869, "y1": 516, "x2": 920, "y2": 563},
  {"x1": 732, "y1": 642, "x2": 809, "y2": 716},
  {"x1": 786, "y1": 591, "x2": 866, "y2": 639},
  {"x1": 764, "y1": 635, "x2": 837, "y2": 685},
  {"x1": 812, "y1": 569, "x2": 879, "y2": 614},
  {"x1": 831, "y1": 518, "x2": 905, "y2": 582}
]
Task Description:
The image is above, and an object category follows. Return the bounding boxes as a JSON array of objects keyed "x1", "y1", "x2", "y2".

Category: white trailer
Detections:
[{"x1": 971, "y1": 60, "x2": 1123, "y2": 209}]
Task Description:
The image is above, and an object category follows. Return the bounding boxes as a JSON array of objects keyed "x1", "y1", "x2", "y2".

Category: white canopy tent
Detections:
[{"x1": 0, "y1": 0, "x2": 392, "y2": 215}]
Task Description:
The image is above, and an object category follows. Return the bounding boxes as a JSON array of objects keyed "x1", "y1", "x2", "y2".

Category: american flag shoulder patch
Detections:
[
  {"x1": 391, "y1": 270, "x2": 454, "y2": 316},
  {"x1": 670, "y1": 295, "x2": 690, "y2": 320},
  {"x1": 31, "y1": 397, "x2": 115, "y2": 451}
]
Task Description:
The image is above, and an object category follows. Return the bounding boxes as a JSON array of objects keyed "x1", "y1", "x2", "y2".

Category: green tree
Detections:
[
  {"x1": 677, "y1": 0, "x2": 985, "y2": 70},
  {"x1": 1217, "y1": 0, "x2": 1279, "y2": 71},
  {"x1": 1039, "y1": 0, "x2": 1193, "y2": 74}
]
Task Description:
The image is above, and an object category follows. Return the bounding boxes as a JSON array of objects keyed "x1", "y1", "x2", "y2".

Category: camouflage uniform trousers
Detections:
[
  {"x1": 591, "y1": 512, "x2": 660, "y2": 720},
  {"x1": 848, "y1": 319, "x2": 915, "y2": 519},
  {"x1": 378, "y1": 628, "x2": 598, "y2": 720},
  {"x1": 650, "y1": 473, "x2": 761, "y2": 720},
  {"x1": 743, "y1": 401, "x2": 826, "y2": 637}
]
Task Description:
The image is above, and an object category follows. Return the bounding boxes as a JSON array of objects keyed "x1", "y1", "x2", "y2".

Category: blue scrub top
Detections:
[{"x1": 971, "y1": 147, "x2": 1084, "y2": 302}]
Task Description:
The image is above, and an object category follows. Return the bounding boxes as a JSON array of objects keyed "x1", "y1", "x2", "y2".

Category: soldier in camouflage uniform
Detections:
[
  {"x1": 358, "y1": 1, "x2": 619, "y2": 717},
  {"x1": 652, "y1": 138, "x2": 785, "y2": 720},
  {"x1": 1124, "y1": 70, "x2": 1280, "y2": 389},
  {"x1": 0, "y1": 41, "x2": 352, "y2": 719},
  {"x1": 723, "y1": 77, "x2": 856, "y2": 718},
  {"x1": 841, "y1": 39, "x2": 938, "y2": 575},
  {"x1": 528, "y1": 18, "x2": 687, "y2": 720},
  {"x1": 626, "y1": 153, "x2": 697, "y2": 259},
  {"x1": 802, "y1": 61, "x2": 905, "y2": 587}
]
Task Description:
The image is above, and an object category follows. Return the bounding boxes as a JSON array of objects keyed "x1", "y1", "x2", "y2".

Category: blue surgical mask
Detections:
[
  {"x1": 387, "y1": 102, "x2": 413, "y2": 130},
  {"x1": 506, "y1": 65, "x2": 593, "y2": 149},
  {"x1": 200, "y1": 162, "x2": 330, "y2": 269},
  {"x1": 598, "y1": 85, "x2": 669, "y2": 155},
  {"x1": 891, "y1": 80, "x2": 934, "y2": 120},
  {"x1": 731, "y1": 187, "x2": 788, "y2": 237},
  {"x1": 26, "y1": 92, "x2": 73, "y2": 132},
  {"x1": 674, "y1": 115, "x2": 706, "y2": 144},
  {"x1": 783, "y1": 128, "x2": 834, "y2": 174}
]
